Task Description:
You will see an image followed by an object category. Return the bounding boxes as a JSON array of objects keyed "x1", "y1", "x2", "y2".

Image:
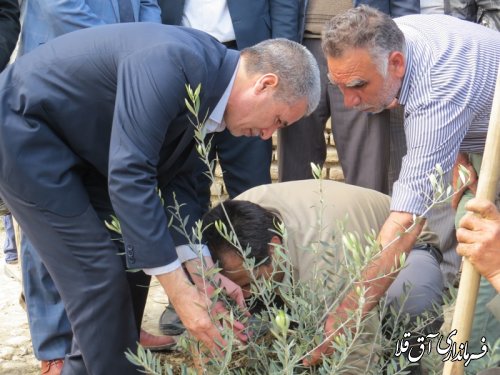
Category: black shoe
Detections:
[
  {"x1": 159, "y1": 305, "x2": 185, "y2": 336},
  {"x1": 0, "y1": 200, "x2": 9, "y2": 216},
  {"x1": 247, "y1": 315, "x2": 271, "y2": 339}
]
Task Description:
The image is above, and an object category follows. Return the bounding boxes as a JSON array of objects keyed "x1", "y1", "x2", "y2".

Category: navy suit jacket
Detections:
[
  {"x1": 0, "y1": 0, "x2": 20, "y2": 70},
  {"x1": 158, "y1": 0, "x2": 302, "y2": 47},
  {"x1": 0, "y1": 23, "x2": 239, "y2": 268},
  {"x1": 19, "y1": 0, "x2": 161, "y2": 55}
]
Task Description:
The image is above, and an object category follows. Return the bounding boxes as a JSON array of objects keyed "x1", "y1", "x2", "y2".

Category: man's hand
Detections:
[
  {"x1": 303, "y1": 310, "x2": 348, "y2": 366},
  {"x1": 451, "y1": 152, "x2": 478, "y2": 210},
  {"x1": 157, "y1": 267, "x2": 226, "y2": 356},
  {"x1": 212, "y1": 272, "x2": 247, "y2": 309},
  {"x1": 456, "y1": 198, "x2": 500, "y2": 292},
  {"x1": 184, "y1": 256, "x2": 248, "y2": 342},
  {"x1": 185, "y1": 256, "x2": 246, "y2": 309}
]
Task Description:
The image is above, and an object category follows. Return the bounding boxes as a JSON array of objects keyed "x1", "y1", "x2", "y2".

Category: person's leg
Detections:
[
  {"x1": 214, "y1": 129, "x2": 272, "y2": 198},
  {"x1": 88, "y1": 176, "x2": 152, "y2": 333},
  {"x1": 385, "y1": 247, "x2": 444, "y2": 320},
  {"x1": 429, "y1": 201, "x2": 461, "y2": 288},
  {"x1": 85, "y1": 170, "x2": 176, "y2": 352},
  {"x1": 387, "y1": 106, "x2": 405, "y2": 193},
  {"x1": 278, "y1": 38, "x2": 330, "y2": 182},
  {"x1": 1, "y1": 188, "x2": 142, "y2": 375},
  {"x1": 21, "y1": 233, "x2": 72, "y2": 362},
  {"x1": 3, "y1": 213, "x2": 17, "y2": 263},
  {"x1": 384, "y1": 247, "x2": 444, "y2": 374},
  {"x1": 195, "y1": 129, "x2": 272, "y2": 214},
  {"x1": 0, "y1": 106, "x2": 145, "y2": 373}
]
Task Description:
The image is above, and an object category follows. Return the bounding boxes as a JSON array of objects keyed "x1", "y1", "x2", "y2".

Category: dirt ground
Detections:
[
  {"x1": 0, "y1": 229, "x2": 175, "y2": 375},
  {"x1": 0, "y1": 247, "x2": 38, "y2": 375}
]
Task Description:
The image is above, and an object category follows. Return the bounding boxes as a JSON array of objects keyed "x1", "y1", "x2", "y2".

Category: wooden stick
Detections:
[{"x1": 443, "y1": 64, "x2": 500, "y2": 375}]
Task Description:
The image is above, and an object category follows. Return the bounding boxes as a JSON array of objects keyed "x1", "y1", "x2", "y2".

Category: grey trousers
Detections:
[{"x1": 386, "y1": 248, "x2": 444, "y2": 317}]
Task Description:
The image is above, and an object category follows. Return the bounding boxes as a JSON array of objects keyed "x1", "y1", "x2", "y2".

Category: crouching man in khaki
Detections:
[{"x1": 203, "y1": 180, "x2": 443, "y2": 372}]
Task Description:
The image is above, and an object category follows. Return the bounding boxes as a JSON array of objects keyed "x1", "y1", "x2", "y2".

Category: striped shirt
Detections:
[{"x1": 391, "y1": 14, "x2": 500, "y2": 216}]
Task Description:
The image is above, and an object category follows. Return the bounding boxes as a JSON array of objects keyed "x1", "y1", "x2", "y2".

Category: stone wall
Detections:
[{"x1": 210, "y1": 120, "x2": 344, "y2": 201}]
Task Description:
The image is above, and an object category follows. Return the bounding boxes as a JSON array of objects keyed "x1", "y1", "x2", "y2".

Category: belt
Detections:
[
  {"x1": 414, "y1": 243, "x2": 443, "y2": 264},
  {"x1": 222, "y1": 40, "x2": 238, "y2": 50}
]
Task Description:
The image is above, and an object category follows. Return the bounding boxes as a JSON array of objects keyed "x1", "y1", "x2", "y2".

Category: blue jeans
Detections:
[
  {"x1": 21, "y1": 233, "x2": 72, "y2": 360},
  {"x1": 3, "y1": 214, "x2": 17, "y2": 262}
]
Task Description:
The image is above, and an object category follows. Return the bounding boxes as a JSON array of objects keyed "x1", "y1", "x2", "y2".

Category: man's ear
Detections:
[
  {"x1": 388, "y1": 51, "x2": 405, "y2": 79},
  {"x1": 268, "y1": 235, "x2": 282, "y2": 257},
  {"x1": 254, "y1": 73, "x2": 279, "y2": 94}
]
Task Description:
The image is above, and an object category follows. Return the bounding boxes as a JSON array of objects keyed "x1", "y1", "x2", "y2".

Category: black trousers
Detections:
[{"x1": 195, "y1": 128, "x2": 272, "y2": 213}]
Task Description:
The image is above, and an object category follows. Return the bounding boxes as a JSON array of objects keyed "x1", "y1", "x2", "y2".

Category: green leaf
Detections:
[{"x1": 184, "y1": 98, "x2": 196, "y2": 116}]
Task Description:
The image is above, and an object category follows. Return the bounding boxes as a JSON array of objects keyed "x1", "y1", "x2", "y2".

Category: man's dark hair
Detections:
[{"x1": 202, "y1": 200, "x2": 281, "y2": 266}]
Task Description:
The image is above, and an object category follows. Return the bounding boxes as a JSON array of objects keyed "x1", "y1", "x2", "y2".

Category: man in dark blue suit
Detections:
[
  {"x1": 157, "y1": 0, "x2": 303, "y2": 335},
  {"x1": 0, "y1": 23, "x2": 320, "y2": 374},
  {"x1": 0, "y1": 0, "x2": 20, "y2": 270}
]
